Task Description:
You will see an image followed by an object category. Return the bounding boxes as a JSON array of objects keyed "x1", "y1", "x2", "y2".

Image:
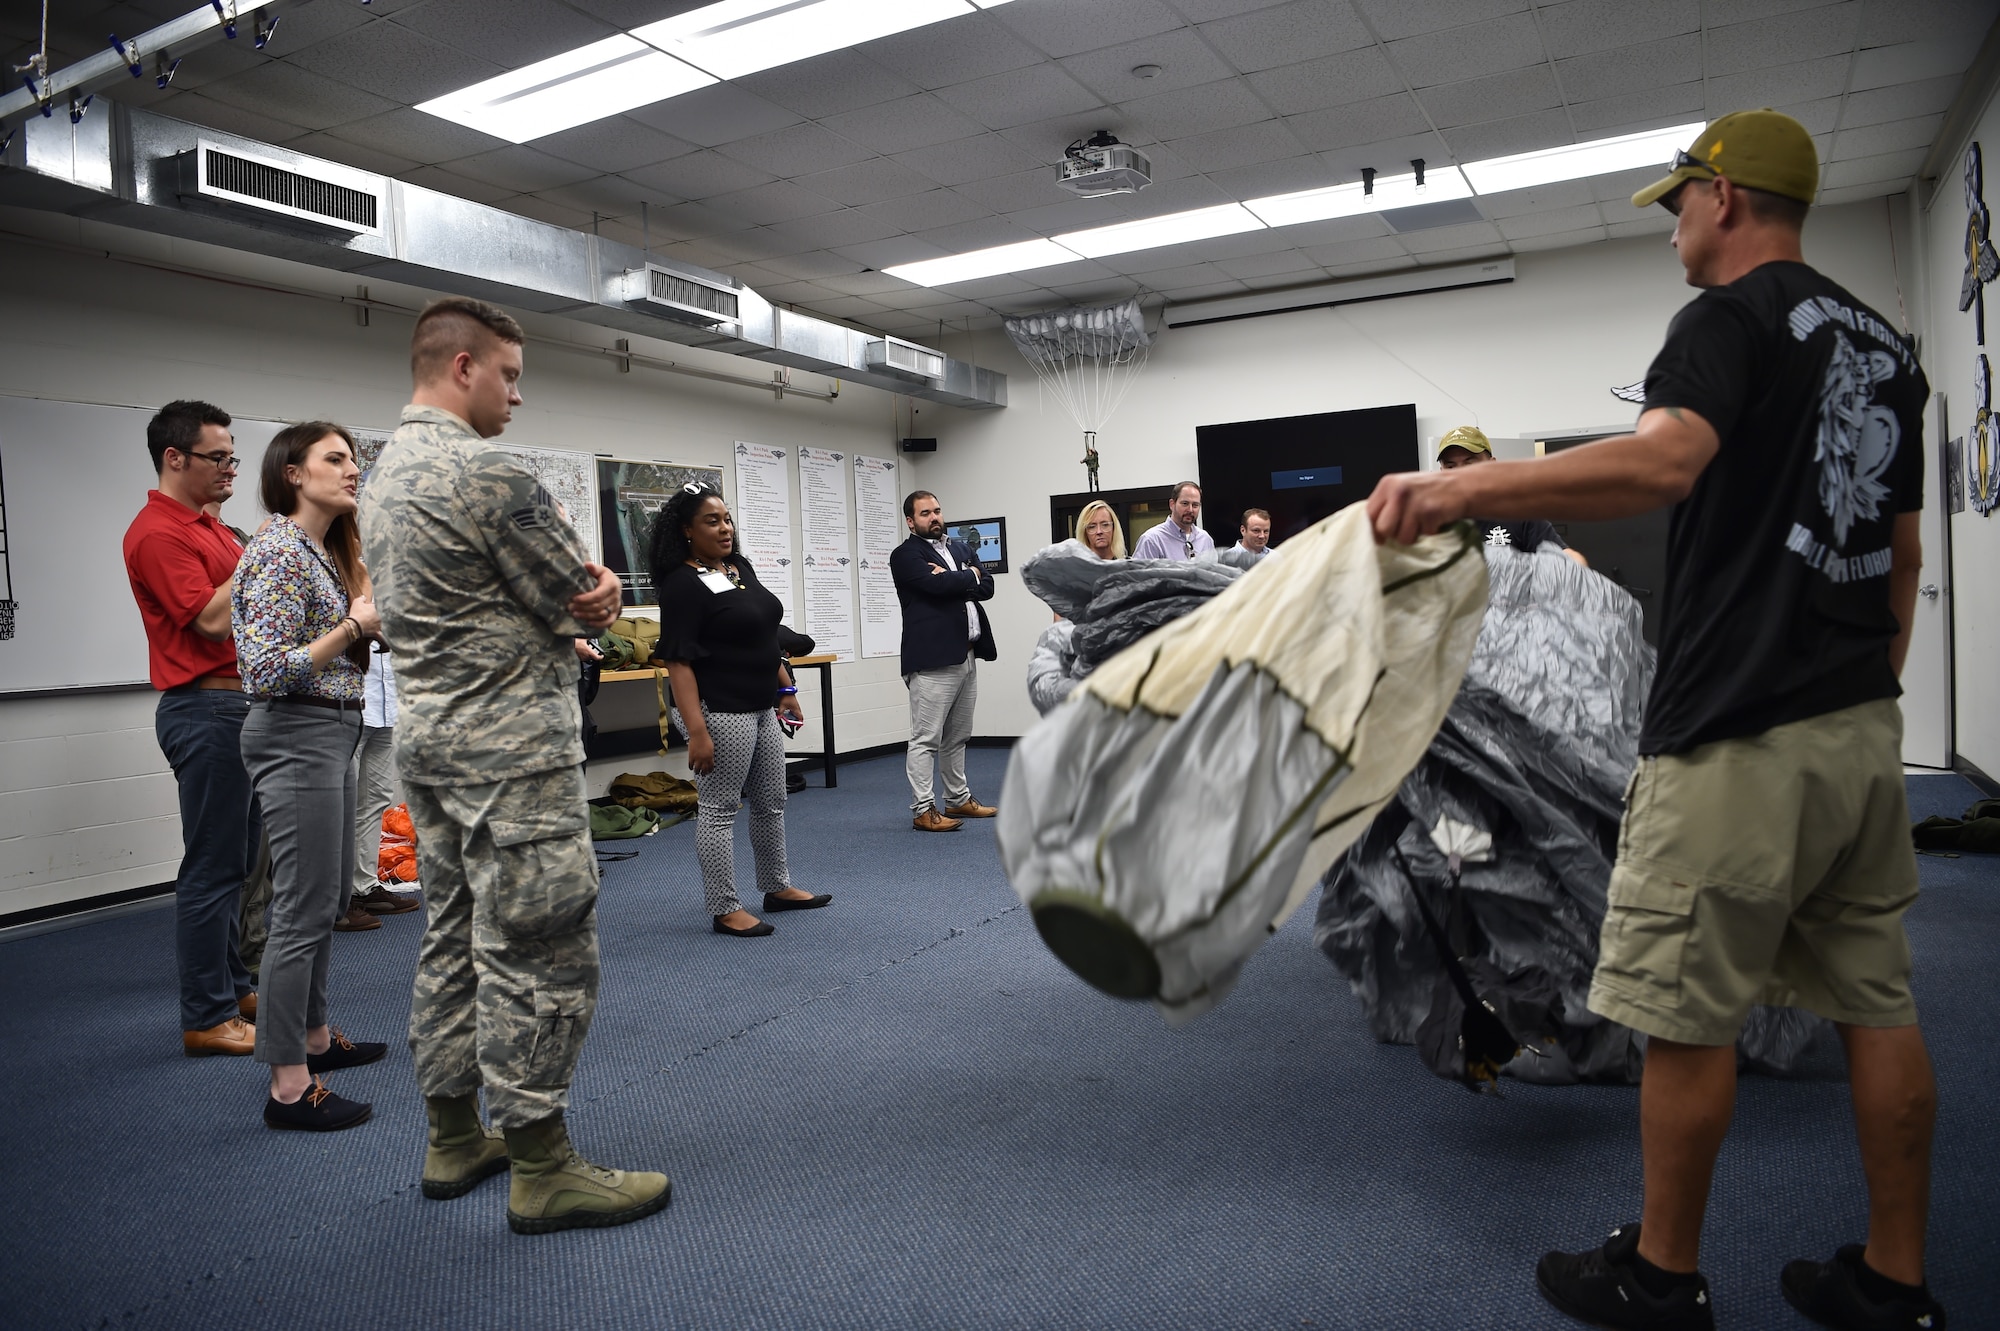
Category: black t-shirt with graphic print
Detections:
[
  {"x1": 1470, "y1": 517, "x2": 1567, "y2": 553},
  {"x1": 1638, "y1": 260, "x2": 1927, "y2": 755}
]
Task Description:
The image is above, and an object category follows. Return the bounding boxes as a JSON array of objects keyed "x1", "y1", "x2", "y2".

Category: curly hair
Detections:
[{"x1": 647, "y1": 482, "x2": 738, "y2": 581}]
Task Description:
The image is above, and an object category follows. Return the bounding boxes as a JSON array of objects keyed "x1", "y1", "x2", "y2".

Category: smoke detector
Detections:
[{"x1": 1058, "y1": 130, "x2": 1151, "y2": 198}]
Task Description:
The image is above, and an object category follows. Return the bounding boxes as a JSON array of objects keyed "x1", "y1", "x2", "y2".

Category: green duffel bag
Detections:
[
  {"x1": 600, "y1": 616, "x2": 661, "y2": 670},
  {"x1": 590, "y1": 803, "x2": 661, "y2": 840}
]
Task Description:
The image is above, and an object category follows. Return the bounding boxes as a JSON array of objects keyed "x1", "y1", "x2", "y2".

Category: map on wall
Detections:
[
  {"x1": 597, "y1": 456, "x2": 725, "y2": 606},
  {"x1": 354, "y1": 428, "x2": 601, "y2": 563}
]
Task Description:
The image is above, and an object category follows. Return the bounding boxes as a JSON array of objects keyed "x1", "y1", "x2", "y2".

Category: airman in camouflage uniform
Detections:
[{"x1": 359, "y1": 296, "x2": 669, "y2": 1234}]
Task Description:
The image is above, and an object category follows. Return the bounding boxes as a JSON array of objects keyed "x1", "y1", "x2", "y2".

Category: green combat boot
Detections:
[
  {"x1": 503, "y1": 1113, "x2": 671, "y2": 1235},
  {"x1": 421, "y1": 1095, "x2": 511, "y2": 1200}
]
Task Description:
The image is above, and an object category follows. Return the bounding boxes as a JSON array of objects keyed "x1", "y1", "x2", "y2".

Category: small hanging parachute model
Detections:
[{"x1": 1003, "y1": 297, "x2": 1152, "y2": 492}]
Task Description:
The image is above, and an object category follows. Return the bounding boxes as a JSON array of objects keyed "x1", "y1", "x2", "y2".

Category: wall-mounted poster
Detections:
[
  {"x1": 852, "y1": 454, "x2": 903, "y2": 660},
  {"x1": 951, "y1": 516, "x2": 1010, "y2": 573},
  {"x1": 733, "y1": 441, "x2": 797, "y2": 623},
  {"x1": 597, "y1": 456, "x2": 724, "y2": 606},
  {"x1": 798, "y1": 447, "x2": 855, "y2": 660}
]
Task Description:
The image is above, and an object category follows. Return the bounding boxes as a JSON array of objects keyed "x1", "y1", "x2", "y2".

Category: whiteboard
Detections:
[{"x1": 0, "y1": 392, "x2": 599, "y2": 694}]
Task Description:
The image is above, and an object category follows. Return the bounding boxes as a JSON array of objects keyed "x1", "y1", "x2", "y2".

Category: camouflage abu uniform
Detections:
[{"x1": 358, "y1": 404, "x2": 598, "y2": 1129}]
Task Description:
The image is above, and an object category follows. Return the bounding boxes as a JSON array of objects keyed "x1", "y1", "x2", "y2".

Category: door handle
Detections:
[{"x1": 1919, "y1": 584, "x2": 1939, "y2": 601}]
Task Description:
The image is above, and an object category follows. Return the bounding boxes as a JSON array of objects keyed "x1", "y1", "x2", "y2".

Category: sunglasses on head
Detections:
[{"x1": 681, "y1": 481, "x2": 715, "y2": 496}]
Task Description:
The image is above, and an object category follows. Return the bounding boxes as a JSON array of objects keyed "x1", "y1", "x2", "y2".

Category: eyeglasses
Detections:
[{"x1": 182, "y1": 449, "x2": 240, "y2": 472}]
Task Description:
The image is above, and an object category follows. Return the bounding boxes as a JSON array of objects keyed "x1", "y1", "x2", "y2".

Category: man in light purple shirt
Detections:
[{"x1": 1131, "y1": 481, "x2": 1215, "y2": 561}]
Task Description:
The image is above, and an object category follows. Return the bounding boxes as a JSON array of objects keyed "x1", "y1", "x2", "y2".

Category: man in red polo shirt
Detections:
[{"x1": 123, "y1": 400, "x2": 260, "y2": 1056}]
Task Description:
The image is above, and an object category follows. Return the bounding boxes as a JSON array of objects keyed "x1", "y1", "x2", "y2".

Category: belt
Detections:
[
  {"x1": 254, "y1": 695, "x2": 363, "y2": 712},
  {"x1": 186, "y1": 674, "x2": 242, "y2": 692}
]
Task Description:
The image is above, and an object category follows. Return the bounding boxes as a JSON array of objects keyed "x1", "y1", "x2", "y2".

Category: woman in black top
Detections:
[{"x1": 651, "y1": 484, "x2": 830, "y2": 937}]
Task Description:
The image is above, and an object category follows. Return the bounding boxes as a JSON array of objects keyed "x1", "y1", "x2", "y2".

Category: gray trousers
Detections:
[
  {"x1": 352, "y1": 724, "x2": 400, "y2": 895},
  {"x1": 905, "y1": 657, "x2": 977, "y2": 813},
  {"x1": 673, "y1": 704, "x2": 792, "y2": 915},
  {"x1": 239, "y1": 701, "x2": 360, "y2": 1067}
]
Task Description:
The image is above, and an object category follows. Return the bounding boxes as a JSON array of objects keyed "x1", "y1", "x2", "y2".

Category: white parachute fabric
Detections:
[
  {"x1": 997, "y1": 505, "x2": 1489, "y2": 1022},
  {"x1": 1001, "y1": 297, "x2": 1152, "y2": 441}
]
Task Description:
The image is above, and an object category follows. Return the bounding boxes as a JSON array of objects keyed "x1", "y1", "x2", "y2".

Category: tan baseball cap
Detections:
[
  {"x1": 1632, "y1": 109, "x2": 1819, "y2": 209},
  {"x1": 1437, "y1": 425, "x2": 1491, "y2": 459}
]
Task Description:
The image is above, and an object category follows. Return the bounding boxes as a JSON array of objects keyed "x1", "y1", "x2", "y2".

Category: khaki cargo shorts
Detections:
[{"x1": 1587, "y1": 697, "x2": 1921, "y2": 1047}]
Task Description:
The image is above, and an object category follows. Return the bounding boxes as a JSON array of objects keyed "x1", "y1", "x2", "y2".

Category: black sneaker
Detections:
[
  {"x1": 1781, "y1": 1244, "x2": 1947, "y2": 1330},
  {"x1": 263, "y1": 1077, "x2": 372, "y2": 1132},
  {"x1": 1536, "y1": 1223, "x2": 1715, "y2": 1330},
  {"x1": 305, "y1": 1026, "x2": 387, "y2": 1074}
]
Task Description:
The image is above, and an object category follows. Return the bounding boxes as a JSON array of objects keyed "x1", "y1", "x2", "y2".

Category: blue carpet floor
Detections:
[{"x1": 1, "y1": 756, "x2": 1994, "y2": 1330}]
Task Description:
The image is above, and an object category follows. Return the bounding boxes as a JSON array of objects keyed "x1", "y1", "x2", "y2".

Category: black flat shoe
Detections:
[
  {"x1": 713, "y1": 916, "x2": 775, "y2": 937},
  {"x1": 264, "y1": 1077, "x2": 372, "y2": 1132},
  {"x1": 306, "y1": 1026, "x2": 387, "y2": 1074},
  {"x1": 762, "y1": 892, "x2": 831, "y2": 912}
]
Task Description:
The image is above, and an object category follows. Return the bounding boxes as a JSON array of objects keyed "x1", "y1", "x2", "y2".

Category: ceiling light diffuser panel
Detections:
[
  {"x1": 1057, "y1": 203, "x2": 1266, "y2": 259},
  {"x1": 885, "y1": 239, "x2": 1082, "y2": 288},
  {"x1": 633, "y1": 0, "x2": 988, "y2": 82},
  {"x1": 1245, "y1": 167, "x2": 1471, "y2": 227},
  {"x1": 1460, "y1": 122, "x2": 1705, "y2": 195},
  {"x1": 416, "y1": 35, "x2": 716, "y2": 142}
]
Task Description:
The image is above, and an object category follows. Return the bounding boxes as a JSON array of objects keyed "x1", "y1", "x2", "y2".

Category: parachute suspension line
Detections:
[{"x1": 1002, "y1": 297, "x2": 1153, "y2": 492}]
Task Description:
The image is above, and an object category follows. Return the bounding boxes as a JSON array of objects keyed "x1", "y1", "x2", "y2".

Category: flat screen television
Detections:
[{"x1": 1194, "y1": 404, "x2": 1420, "y2": 549}]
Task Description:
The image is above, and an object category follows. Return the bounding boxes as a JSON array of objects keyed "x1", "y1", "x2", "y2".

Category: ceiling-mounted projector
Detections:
[{"x1": 1058, "y1": 130, "x2": 1151, "y2": 198}]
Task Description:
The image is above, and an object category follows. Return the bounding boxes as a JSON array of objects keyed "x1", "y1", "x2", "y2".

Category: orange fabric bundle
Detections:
[{"x1": 377, "y1": 804, "x2": 419, "y2": 882}]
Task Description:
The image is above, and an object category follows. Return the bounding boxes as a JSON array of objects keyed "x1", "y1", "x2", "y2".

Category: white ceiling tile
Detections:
[
  {"x1": 1472, "y1": 177, "x2": 1598, "y2": 216},
  {"x1": 1418, "y1": 67, "x2": 1564, "y2": 129},
  {"x1": 1126, "y1": 260, "x2": 1243, "y2": 287},
  {"x1": 1537, "y1": 0, "x2": 1699, "y2": 59},
  {"x1": 1316, "y1": 132, "x2": 1455, "y2": 180},
  {"x1": 1557, "y1": 35, "x2": 1703, "y2": 101},
  {"x1": 854, "y1": 189, "x2": 993, "y2": 233},
  {"x1": 1849, "y1": 39, "x2": 1974, "y2": 91},
  {"x1": 502, "y1": 195, "x2": 598, "y2": 232},
  {"x1": 284, "y1": 21, "x2": 505, "y2": 105},
  {"x1": 1204, "y1": 155, "x2": 1343, "y2": 199},
  {"x1": 716, "y1": 123, "x2": 876, "y2": 177},
  {"x1": 1495, "y1": 204, "x2": 1606, "y2": 238},
  {"x1": 1058, "y1": 30, "x2": 1237, "y2": 101},
  {"x1": 1352, "y1": 0, "x2": 1529, "y2": 41},
  {"x1": 1859, "y1": 0, "x2": 1995, "y2": 46},
  {"x1": 994, "y1": 194, "x2": 1132, "y2": 233},
  {"x1": 282, "y1": 132, "x2": 421, "y2": 178},
  {"x1": 536, "y1": 176, "x2": 676, "y2": 218},
  {"x1": 820, "y1": 94, "x2": 991, "y2": 154},
  {"x1": 933, "y1": 63, "x2": 1104, "y2": 131},
  {"x1": 1589, "y1": 163, "x2": 1674, "y2": 205},
  {"x1": 1245, "y1": 46, "x2": 1406, "y2": 115},
  {"x1": 1814, "y1": 181, "x2": 1906, "y2": 206},
  {"x1": 324, "y1": 108, "x2": 505, "y2": 165},
  {"x1": 1099, "y1": 178, "x2": 1235, "y2": 218},
  {"x1": 732, "y1": 50, "x2": 921, "y2": 121},
  {"x1": 1705, "y1": 4, "x2": 1862, "y2": 78},
  {"x1": 1410, "y1": 241, "x2": 1511, "y2": 264},
  {"x1": 807, "y1": 294, "x2": 898, "y2": 323},
  {"x1": 894, "y1": 133, "x2": 1051, "y2": 187},
  {"x1": 703, "y1": 180, "x2": 842, "y2": 227},
  {"x1": 1821, "y1": 147, "x2": 1928, "y2": 189},
  {"x1": 950, "y1": 168, "x2": 1071, "y2": 215},
  {"x1": 533, "y1": 118, "x2": 697, "y2": 175},
  {"x1": 794, "y1": 158, "x2": 939, "y2": 207},
  {"x1": 1706, "y1": 54, "x2": 1852, "y2": 108},
  {"x1": 1123, "y1": 78, "x2": 1272, "y2": 140},
  {"x1": 1215, "y1": 248, "x2": 1324, "y2": 279},
  {"x1": 1840, "y1": 75, "x2": 1961, "y2": 128},
  {"x1": 624, "y1": 152, "x2": 776, "y2": 201},
  {"x1": 1605, "y1": 213, "x2": 1676, "y2": 237},
  {"x1": 401, "y1": 164, "x2": 518, "y2": 206},
  {"x1": 197, "y1": 63, "x2": 401, "y2": 131},
  {"x1": 817, "y1": 269, "x2": 928, "y2": 297},
  {"x1": 386, "y1": 0, "x2": 620, "y2": 69},
  {"x1": 443, "y1": 145, "x2": 602, "y2": 193},
  {"x1": 1302, "y1": 233, "x2": 1410, "y2": 265},
  {"x1": 250, "y1": 0, "x2": 375, "y2": 54},
  {"x1": 1324, "y1": 254, "x2": 1419, "y2": 276},
  {"x1": 1773, "y1": 96, "x2": 1843, "y2": 135},
  {"x1": 1387, "y1": 12, "x2": 1546, "y2": 86},
  {"x1": 1238, "y1": 265, "x2": 1335, "y2": 289},
  {"x1": 1566, "y1": 83, "x2": 1705, "y2": 135},
  {"x1": 1279, "y1": 213, "x2": 1396, "y2": 245},
  {"x1": 1508, "y1": 225, "x2": 1609, "y2": 251},
  {"x1": 1396, "y1": 220, "x2": 1504, "y2": 251},
  {"x1": 1701, "y1": 0, "x2": 1840, "y2": 22},
  {"x1": 912, "y1": 217, "x2": 1048, "y2": 254},
  {"x1": 858, "y1": 15, "x2": 1046, "y2": 89},
  {"x1": 993, "y1": 0, "x2": 1188, "y2": 59},
  {"x1": 1198, "y1": 0, "x2": 1375, "y2": 73},
  {"x1": 1284, "y1": 93, "x2": 1431, "y2": 153},
  {"x1": 995, "y1": 112, "x2": 1163, "y2": 167},
  {"x1": 138, "y1": 40, "x2": 268, "y2": 92},
  {"x1": 1164, "y1": 119, "x2": 1308, "y2": 171},
  {"x1": 761, "y1": 279, "x2": 845, "y2": 306},
  {"x1": 1154, "y1": 279, "x2": 1254, "y2": 299},
  {"x1": 1441, "y1": 109, "x2": 1575, "y2": 161},
  {"x1": 764, "y1": 208, "x2": 906, "y2": 251},
  {"x1": 758, "y1": 251, "x2": 869, "y2": 280},
  {"x1": 626, "y1": 84, "x2": 802, "y2": 148}
]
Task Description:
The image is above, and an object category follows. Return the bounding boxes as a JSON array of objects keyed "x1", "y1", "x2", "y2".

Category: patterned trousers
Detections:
[
  {"x1": 673, "y1": 704, "x2": 793, "y2": 916},
  {"x1": 404, "y1": 765, "x2": 599, "y2": 1129}
]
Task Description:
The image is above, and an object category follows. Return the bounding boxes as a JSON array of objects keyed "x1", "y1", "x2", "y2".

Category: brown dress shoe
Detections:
[
  {"x1": 912, "y1": 808, "x2": 963, "y2": 832},
  {"x1": 943, "y1": 799, "x2": 997, "y2": 818},
  {"x1": 238, "y1": 992, "x2": 257, "y2": 1022},
  {"x1": 183, "y1": 1017, "x2": 257, "y2": 1057},
  {"x1": 354, "y1": 883, "x2": 421, "y2": 915},
  {"x1": 334, "y1": 904, "x2": 382, "y2": 932}
]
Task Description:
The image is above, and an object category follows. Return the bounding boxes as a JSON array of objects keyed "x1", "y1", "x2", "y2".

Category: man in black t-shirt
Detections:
[
  {"x1": 1435, "y1": 424, "x2": 1588, "y2": 565},
  {"x1": 1369, "y1": 112, "x2": 1941, "y2": 1331}
]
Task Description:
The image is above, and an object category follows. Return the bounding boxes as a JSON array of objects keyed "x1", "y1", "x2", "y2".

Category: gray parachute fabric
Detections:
[{"x1": 997, "y1": 506, "x2": 1489, "y2": 1021}]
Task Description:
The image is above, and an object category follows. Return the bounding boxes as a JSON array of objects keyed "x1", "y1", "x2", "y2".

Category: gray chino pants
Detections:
[{"x1": 905, "y1": 656, "x2": 977, "y2": 813}]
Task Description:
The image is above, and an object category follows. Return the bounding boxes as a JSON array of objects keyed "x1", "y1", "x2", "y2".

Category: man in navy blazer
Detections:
[{"x1": 891, "y1": 490, "x2": 998, "y2": 832}]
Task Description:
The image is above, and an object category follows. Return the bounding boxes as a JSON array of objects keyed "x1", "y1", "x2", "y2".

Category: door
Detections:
[{"x1": 1898, "y1": 392, "x2": 1953, "y2": 767}]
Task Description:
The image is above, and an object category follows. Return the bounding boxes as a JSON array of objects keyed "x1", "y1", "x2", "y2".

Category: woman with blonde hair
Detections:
[{"x1": 1076, "y1": 499, "x2": 1126, "y2": 560}]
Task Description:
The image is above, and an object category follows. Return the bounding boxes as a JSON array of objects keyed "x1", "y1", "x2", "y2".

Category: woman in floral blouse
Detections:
[{"x1": 233, "y1": 422, "x2": 386, "y2": 1133}]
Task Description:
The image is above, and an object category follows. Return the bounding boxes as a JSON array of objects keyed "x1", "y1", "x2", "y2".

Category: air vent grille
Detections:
[
  {"x1": 650, "y1": 269, "x2": 739, "y2": 320},
  {"x1": 205, "y1": 148, "x2": 377, "y2": 229},
  {"x1": 865, "y1": 337, "x2": 945, "y2": 381}
]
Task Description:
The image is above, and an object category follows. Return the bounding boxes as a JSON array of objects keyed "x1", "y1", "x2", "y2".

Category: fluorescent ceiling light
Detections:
[
  {"x1": 884, "y1": 239, "x2": 1081, "y2": 287},
  {"x1": 1246, "y1": 167, "x2": 1470, "y2": 228},
  {"x1": 634, "y1": 0, "x2": 986, "y2": 81},
  {"x1": 1058, "y1": 204, "x2": 1265, "y2": 259},
  {"x1": 416, "y1": 35, "x2": 716, "y2": 143},
  {"x1": 1461, "y1": 122, "x2": 1705, "y2": 195}
]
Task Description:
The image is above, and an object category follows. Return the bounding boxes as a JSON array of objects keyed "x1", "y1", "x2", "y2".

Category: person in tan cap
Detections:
[
  {"x1": 1370, "y1": 110, "x2": 1943, "y2": 1331},
  {"x1": 1434, "y1": 425, "x2": 1587, "y2": 566}
]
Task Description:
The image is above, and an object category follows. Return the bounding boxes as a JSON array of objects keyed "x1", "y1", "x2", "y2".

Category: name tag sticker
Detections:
[{"x1": 698, "y1": 570, "x2": 736, "y2": 594}]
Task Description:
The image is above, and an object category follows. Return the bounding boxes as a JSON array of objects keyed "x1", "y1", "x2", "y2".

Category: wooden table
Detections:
[{"x1": 599, "y1": 653, "x2": 843, "y2": 787}]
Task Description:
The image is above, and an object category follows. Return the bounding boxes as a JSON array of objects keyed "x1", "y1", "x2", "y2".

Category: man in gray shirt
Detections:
[{"x1": 1131, "y1": 481, "x2": 1214, "y2": 560}]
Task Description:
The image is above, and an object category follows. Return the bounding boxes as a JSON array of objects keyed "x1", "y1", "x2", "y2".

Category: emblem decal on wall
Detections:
[
  {"x1": 1972, "y1": 352, "x2": 1999, "y2": 514},
  {"x1": 1609, "y1": 380, "x2": 1646, "y2": 404},
  {"x1": 1961, "y1": 143, "x2": 2000, "y2": 345}
]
